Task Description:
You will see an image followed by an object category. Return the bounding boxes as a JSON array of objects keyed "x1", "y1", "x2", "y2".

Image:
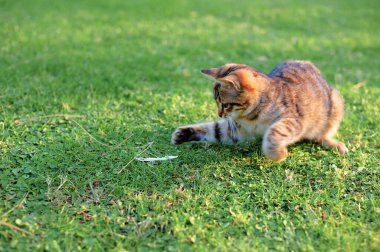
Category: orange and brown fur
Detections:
[{"x1": 172, "y1": 60, "x2": 348, "y2": 161}]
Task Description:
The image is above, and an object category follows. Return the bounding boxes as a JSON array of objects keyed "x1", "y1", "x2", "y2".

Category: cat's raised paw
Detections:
[{"x1": 171, "y1": 127, "x2": 199, "y2": 144}]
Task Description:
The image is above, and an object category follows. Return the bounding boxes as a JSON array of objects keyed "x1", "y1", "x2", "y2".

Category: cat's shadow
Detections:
[{"x1": 116, "y1": 130, "x2": 321, "y2": 195}]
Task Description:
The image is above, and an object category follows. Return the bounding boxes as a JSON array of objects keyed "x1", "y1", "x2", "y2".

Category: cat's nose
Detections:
[{"x1": 218, "y1": 110, "x2": 224, "y2": 117}]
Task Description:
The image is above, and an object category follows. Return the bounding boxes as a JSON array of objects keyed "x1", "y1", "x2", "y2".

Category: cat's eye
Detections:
[
  {"x1": 222, "y1": 103, "x2": 240, "y2": 109},
  {"x1": 222, "y1": 102, "x2": 240, "y2": 108}
]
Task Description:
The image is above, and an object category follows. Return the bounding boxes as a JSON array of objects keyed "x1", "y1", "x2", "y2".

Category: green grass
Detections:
[{"x1": 1, "y1": 0, "x2": 379, "y2": 251}]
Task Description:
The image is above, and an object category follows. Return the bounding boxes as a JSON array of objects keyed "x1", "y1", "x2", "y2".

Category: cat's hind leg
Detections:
[
  {"x1": 315, "y1": 89, "x2": 348, "y2": 155},
  {"x1": 316, "y1": 137, "x2": 348, "y2": 155},
  {"x1": 263, "y1": 118, "x2": 304, "y2": 161}
]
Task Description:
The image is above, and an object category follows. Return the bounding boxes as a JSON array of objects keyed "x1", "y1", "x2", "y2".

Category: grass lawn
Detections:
[{"x1": 1, "y1": 0, "x2": 379, "y2": 250}]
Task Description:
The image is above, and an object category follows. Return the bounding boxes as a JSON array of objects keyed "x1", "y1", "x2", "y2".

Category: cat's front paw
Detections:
[{"x1": 171, "y1": 127, "x2": 199, "y2": 144}]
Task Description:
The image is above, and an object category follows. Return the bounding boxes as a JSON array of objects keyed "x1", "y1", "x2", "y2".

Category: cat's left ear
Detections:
[
  {"x1": 201, "y1": 68, "x2": 218, "y2": 78},
  {"x1": 218, "y1": 75, "x2": 240, "y2": 90}
]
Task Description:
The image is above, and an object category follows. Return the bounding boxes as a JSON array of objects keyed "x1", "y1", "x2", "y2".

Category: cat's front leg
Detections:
[
  {"x1": 262, "y1": 118, "x2": 304, "y2": 161},
  {"x1": 172, "y1": 118, "x2": 244, "y2": 145}
]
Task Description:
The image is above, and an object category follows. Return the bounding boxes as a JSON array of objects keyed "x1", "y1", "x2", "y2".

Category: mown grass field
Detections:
[{"x1": 1, "y1": 0, "x2": 379, "y2": 251}]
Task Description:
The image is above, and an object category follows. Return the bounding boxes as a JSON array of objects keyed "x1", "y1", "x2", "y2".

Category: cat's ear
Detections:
[
  {"x1": 218, "y1": 75, "x2": 240, "y2": 90},
  {"x1": 201, "y1": 68, "x2": 218, "y2": 78}
]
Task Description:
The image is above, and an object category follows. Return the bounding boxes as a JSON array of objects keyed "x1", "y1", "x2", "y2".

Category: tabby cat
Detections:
[{"x1": 172, "y1": 60, "x2": 348, "y2": 161}]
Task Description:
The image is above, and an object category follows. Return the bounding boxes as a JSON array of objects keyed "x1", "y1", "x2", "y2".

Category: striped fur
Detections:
[{"x1": 172, "y1": 60, "x2": 348, "y2": 161}]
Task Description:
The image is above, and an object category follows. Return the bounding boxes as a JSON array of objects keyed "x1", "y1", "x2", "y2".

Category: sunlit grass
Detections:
[{"x1": 1, "y1": 0, "x2": 379, "y2": 251}]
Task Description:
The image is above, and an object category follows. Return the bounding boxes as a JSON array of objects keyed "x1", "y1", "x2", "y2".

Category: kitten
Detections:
[{"x1": 172, "y1": 61, "x2": 348, "y2": 161}]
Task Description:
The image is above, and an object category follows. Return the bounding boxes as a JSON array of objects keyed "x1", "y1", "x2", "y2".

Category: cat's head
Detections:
[{"x1": 201, "y1": 63, "x2": 268, "y2": 119}]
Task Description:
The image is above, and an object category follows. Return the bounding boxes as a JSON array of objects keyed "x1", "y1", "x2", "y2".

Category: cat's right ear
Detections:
[{"x1": 201, "y1": 68, "x2": 218, "y2": 78}]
